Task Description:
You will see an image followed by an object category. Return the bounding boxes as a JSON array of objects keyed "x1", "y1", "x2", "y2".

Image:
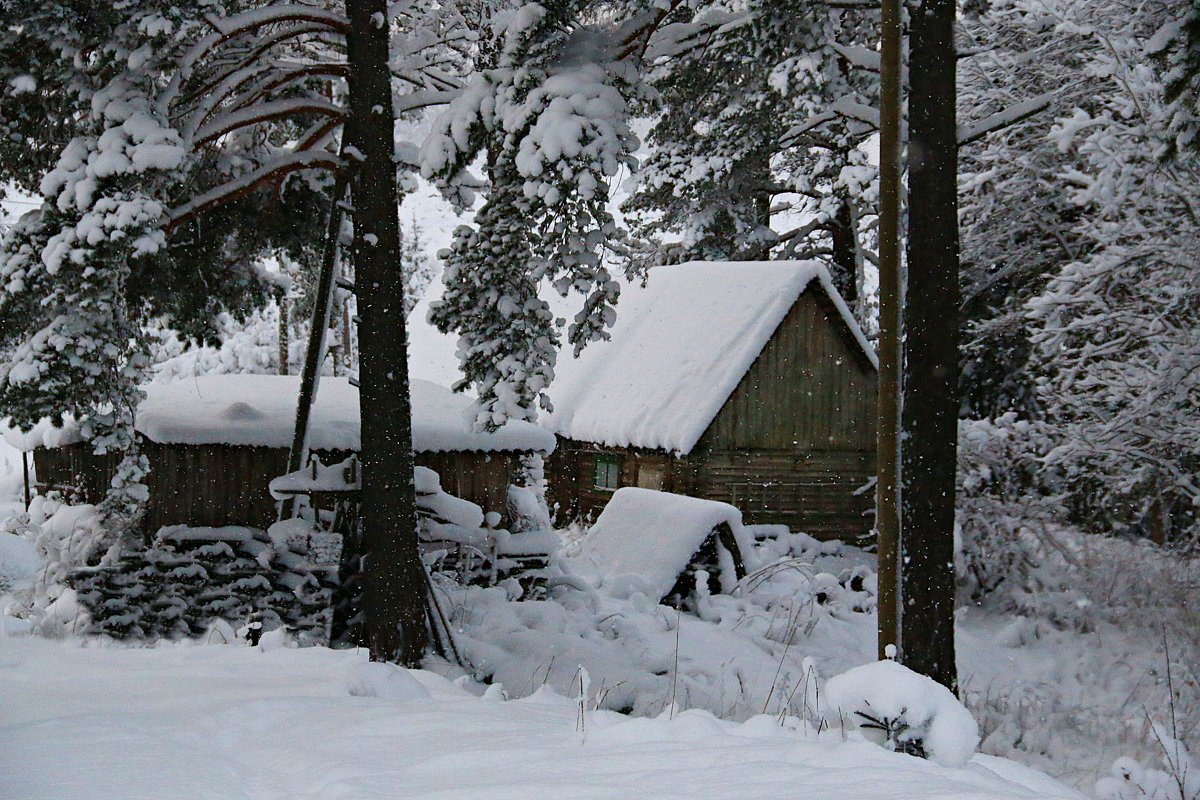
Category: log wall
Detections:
[
  {"x1": 33, "y1": 441, "x2": 527, "y2": 532},
  {"x1": 546, "y1": 287, "x2": 878, "y2": 541}
]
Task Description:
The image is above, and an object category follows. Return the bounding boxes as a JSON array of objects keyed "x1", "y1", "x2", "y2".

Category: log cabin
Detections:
[
  {"x1": 6, "y1": 375, "x2": 555, "y2": 532},
  {"x1": 538, "y1": 261, "x2": 878, "y2": 541}
]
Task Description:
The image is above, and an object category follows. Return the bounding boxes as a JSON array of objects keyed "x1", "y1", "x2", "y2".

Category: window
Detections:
[
  {"x1": 637, "y1": 465, "x2": 664, "y2": 490},
  {"x1": 593, "y1": 453, "x2": 622, "y2": 491}
]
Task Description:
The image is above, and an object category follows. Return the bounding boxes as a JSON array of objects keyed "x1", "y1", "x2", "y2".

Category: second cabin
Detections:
[
  {"x1": 15, "y1": 375, "x2": 555, "y2": 531},
  {"x1": 538, "y1": 261, "x2": 879, "y2": 541}
]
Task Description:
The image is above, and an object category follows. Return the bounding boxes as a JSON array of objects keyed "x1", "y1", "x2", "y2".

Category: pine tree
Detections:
[
  {"x1": 622, "y1": 0, "x2": 879, "y2": 308},
  {"x1": 420, "y1": 0, "x2": 646, "y2": 429},
  {"x1": 899, "y1": 0, "x2": 960, "y2": 692},
  {"x1": 0, "y1": 0, "x2": 473, "y2": 660}
]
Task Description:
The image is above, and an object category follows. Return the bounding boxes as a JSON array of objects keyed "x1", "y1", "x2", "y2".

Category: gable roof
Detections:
[
  {"x1": 3, "y1": 375, "x2": 556, "y2": 455},
  {"x1": 540, "y1": 261, "x2": 875, "y2": 454}
]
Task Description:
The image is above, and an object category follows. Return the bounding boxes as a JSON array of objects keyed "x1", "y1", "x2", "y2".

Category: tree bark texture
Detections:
[
  {"x1": 900, "y1": 0, "x2": 960, "y2": 691},
  {"x1": 874, "y1": 0, "x2": 903, "y2": 661},
  {"x1": 345, "y1": 0, "x2": 429, "y2": 666}
]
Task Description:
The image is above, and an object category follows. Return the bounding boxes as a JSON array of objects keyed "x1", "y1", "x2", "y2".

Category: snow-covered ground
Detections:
[
  {"x1": 0, "y1": 634, "x2": 1084, "y2": 800},
  {"x1": 2, "y1": 479, "x2": 1196, "y2": 797}
]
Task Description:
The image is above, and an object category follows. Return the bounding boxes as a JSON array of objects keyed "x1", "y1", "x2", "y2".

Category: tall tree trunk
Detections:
[
  {"x1": 900, "y1": 0, "x2": 960, "y2": 690},
  {"x1": 346, "y1": 0, "x2": 429, "y2": 665},
  {"x1": 875, "y1": 0, "x2": 903, "y2": 662}
]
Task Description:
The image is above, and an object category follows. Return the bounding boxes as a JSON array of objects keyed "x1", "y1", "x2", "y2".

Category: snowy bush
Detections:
[
  {"x1": 0, "y1": 529, "x2": 39, "y2": 594},
  {"x1": 1096, "y1": 728, "x2": 1199, "y2": 800},
  {"x1": 956, "y1": 415, "x2": 1067, "y2": 605},
  {"x1": 823, "y1": 659, "x2": 981, "y2": 768},
  {"x1": 5, "y1": 495, "x2": 110, "y2": 622}
]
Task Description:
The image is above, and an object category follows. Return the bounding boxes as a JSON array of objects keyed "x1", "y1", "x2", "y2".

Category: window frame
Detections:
[{"x1": 592, "y1": 452, "x2": 622, "y2": 491}]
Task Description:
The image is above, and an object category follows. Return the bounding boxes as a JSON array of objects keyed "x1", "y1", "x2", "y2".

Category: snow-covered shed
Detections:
[
  {"x1": 541, "y1": 261, "x2": 877, "y2": 540},
  {"x1": 10, "y1": 375, "x2": 555, "y2": 531},
  {"x1": 568, "y1": 488, "x2": 751, "y2": 605}
]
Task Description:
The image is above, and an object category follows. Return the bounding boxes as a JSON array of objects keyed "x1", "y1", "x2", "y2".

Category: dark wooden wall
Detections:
[
  {"x1": 33, "y1": 441, "x2": 527, "y2": 532},
  {"x1": 545, "y1": 287, "x2": 878, "y2": 541},
  {"x1": 691, "y1": 289, "x2": 877, "y2": 540},
  {"x1": 545, "y1": 443, "x2": 691, "y2": 522},
  {"x1": 698, "y1": 290, "x2": 876, "y2": 452}
]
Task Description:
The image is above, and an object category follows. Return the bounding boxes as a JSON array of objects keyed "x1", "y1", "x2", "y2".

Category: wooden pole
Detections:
[
  {"x1": 284, "y1": 172, "x2": 349, "y2": 485},
  {"x1": 278, "y1": 290, "x2": 290, "y2": 376},
  {"x1": 875, "y1": 0, "x2": 903, "y2": 661}
]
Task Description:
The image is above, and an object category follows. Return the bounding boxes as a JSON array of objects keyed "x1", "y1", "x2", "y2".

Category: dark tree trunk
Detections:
[
  {"x1": 874, "y1": 0, "x2": 903, "y2": 662},
  {"x1": 899, "y1": 0, "x2": 960, "y2": 691},
  {"x1": 277, "y1": 292, "x2": 289, "y2": 375},
  {"x1": 345, "y1": 0, "x2": 429, "y2": 665},
  {"x1": 828, "y1": 200, "x2": 859, "y2": 305}
]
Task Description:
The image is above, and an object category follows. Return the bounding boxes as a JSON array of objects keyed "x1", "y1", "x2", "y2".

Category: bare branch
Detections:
[
  {"x1": 165, "y1": 151, "x2": 341, "y2": 231},
  {"x1": 193, "y1": 99, "x2": 345, "y2": 145}
]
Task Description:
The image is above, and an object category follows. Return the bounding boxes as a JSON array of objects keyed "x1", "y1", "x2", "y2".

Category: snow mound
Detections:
[
  {"x1": 823, "y1": 659, "x2": 981, "y2": 768},
  {"x1": 346, "y1": 661, "x2": 431, "y2": 702},
  {"x1": 0, "y1": 531, "x2": 40, "y2": 591},
  {"x1": 569, "y1": 487, "x2": 752, "y2": 600}
]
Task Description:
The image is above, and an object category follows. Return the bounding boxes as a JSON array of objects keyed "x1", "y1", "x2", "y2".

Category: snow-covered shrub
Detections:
[
  {"x1": 7, "y1": 495, "x2": 110, "y2": 623},
  {"x1": 957, "y1": 415, "x2": 1066, "y2": 604},
  {"x1": 823, "y1": 659, "x2": 981, "y2": 768},
  {"x1": 1096, "y1": 728, "x2": 1199, "y2": 800},
  {"x1": 0, "y1": 529, "x2": 39, "y2": 594}
]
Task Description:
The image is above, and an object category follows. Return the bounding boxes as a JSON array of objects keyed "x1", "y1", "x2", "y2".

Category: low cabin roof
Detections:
[
  {"x1": 2, "y1": 375, "x2": 556, "y2": 455},
  {"x1": 408, "y1": 261, "x2": 875, "y2": 456},
  {"x1": 567, "y1": 487, "x2": 753, "y2": 601}
]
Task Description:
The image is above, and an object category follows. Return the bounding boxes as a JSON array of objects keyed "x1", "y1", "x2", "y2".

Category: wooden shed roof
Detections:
[
  {"x1": 404, "y1": 261, "x2": 876, "y2": 455},
  {"x1": 537, "y1": 261, "x2": 875, "y2": 454},
  {"x1": 3, "y1": 375, "x2": 556, "y2": 455}
]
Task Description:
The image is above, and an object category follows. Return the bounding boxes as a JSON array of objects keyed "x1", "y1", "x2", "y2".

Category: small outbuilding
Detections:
[
  {"x1": 568, "y1": 487, "x2": 751, "y2": 605},
  {"x1": 541, "y1": 261, "x2": 878, "y2": 541},
  {"x1": 8, "y1": 375, "x2": 555, "y2": 532}
]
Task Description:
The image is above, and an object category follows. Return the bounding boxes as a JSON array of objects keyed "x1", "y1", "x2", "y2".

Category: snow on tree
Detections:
[
  {"x1": 622, "y1": 0, "x2": 879, "y2": 312},
  {"x1": 0, "y1": 1, "x2": 470, "y2": 565},
  {"x1": 420, "y1": 1, "x2": 649, "y2": 429},
  {"x1": 1025, "y1": 0, "x2": 1200, "y2": 544},
  {"x1": 1152, "y1": 0, "x2": 1200, "y2": 159},
  {"x1": 957, "y1": 0, "x2": 1097, "y2": 418},
  {"x1": 0, "y1": 2, "x2": 348, "y2": 551}
]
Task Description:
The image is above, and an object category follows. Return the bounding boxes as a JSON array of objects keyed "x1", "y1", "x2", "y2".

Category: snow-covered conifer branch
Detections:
[{"x1": 956, "y1": 93, "x2": 1054, "y2": 146}]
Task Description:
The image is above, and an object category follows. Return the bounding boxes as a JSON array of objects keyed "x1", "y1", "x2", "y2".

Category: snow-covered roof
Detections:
[
  {"x1": 568, "y1": 488, "x2": 753, "y2": 601},
  {"x1": 547, "y1": 261, "x2": 873, "y2": 453},
  {"x1": 409, "y1": 260, "x2": 874, "y2": 455},
  {"x1": 3, "y1": 375, "x2": 555, "y2": 454}
]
